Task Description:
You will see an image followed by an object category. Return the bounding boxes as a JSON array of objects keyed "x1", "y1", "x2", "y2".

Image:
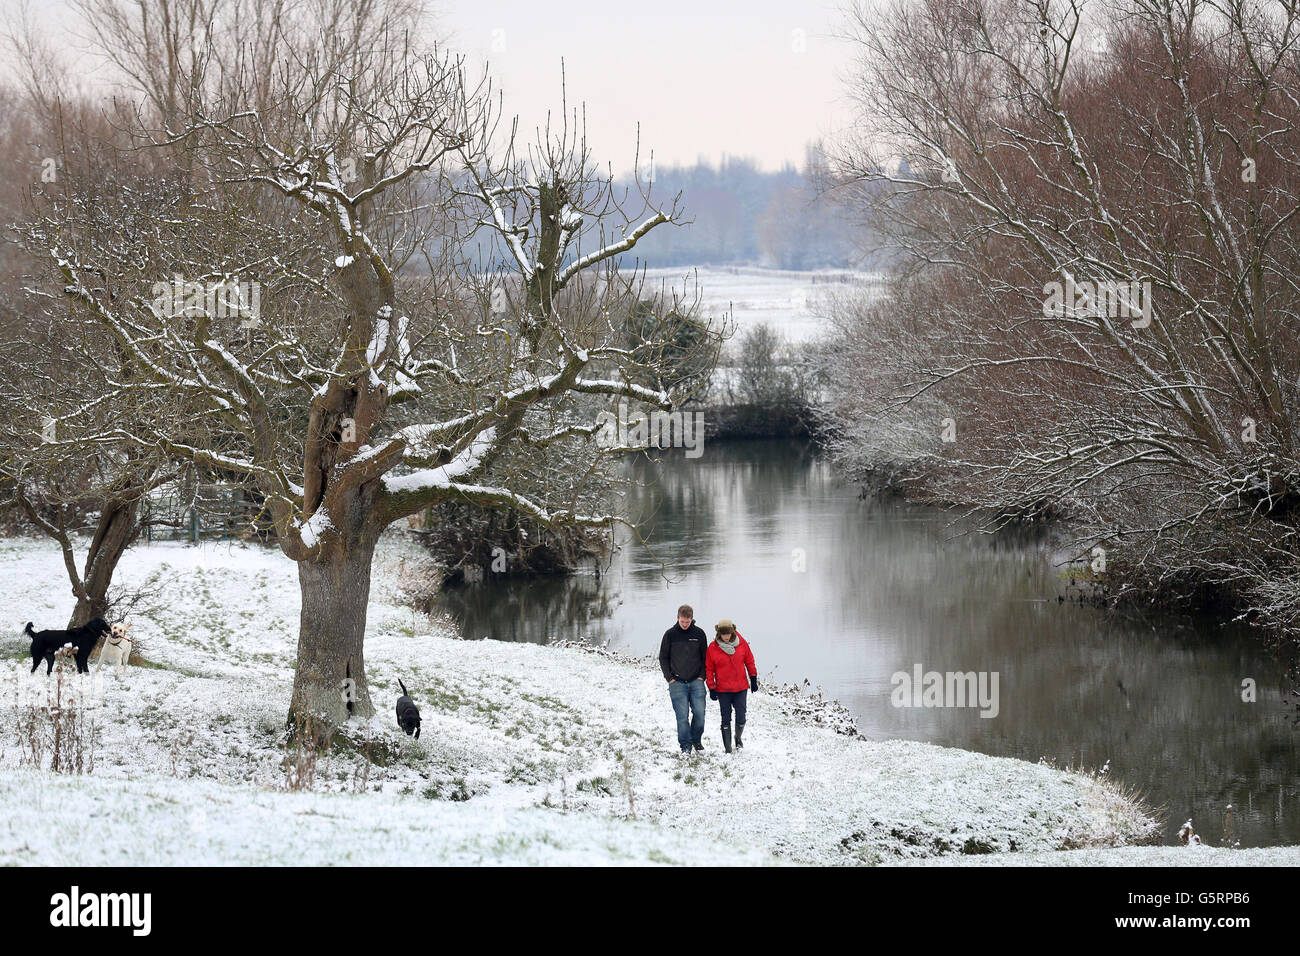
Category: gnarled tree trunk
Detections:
[
  {"x1": 288, "y1": 485, "x2": 383, "y2": 736},
  {"x1": 67, "y1": 496, "x2": 140, "y2": 628}
]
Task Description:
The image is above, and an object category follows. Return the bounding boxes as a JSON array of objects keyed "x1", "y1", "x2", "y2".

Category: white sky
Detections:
[
  {"x1": 437, "y1": 0, "x2": 856, "y2": 174},
  {"x1": 13, "y1": 0, "x2": 858, "y2": 174}
]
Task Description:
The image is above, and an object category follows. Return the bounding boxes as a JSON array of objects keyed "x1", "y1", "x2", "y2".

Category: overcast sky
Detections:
[
  {"x1": 436, "y1": 0, "x2": 855, "y2": 174},
  {"x1": 21, "y1": 0, "x2": 857, "y2": 175}
]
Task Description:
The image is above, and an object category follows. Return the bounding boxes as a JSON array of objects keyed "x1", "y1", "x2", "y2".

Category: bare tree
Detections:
[
  {"x1": 825, "y1": 0, "x2": 1300, "y2": 621},
  {"x1": 0, "y1": 52, "x2": 190, "y2": 627},
  {"x1": 0, "y1": 313, "x2": 177, "y2": 627},
  {"x1": 17, "y1": 2, "x2": 716, "y2": 734}
]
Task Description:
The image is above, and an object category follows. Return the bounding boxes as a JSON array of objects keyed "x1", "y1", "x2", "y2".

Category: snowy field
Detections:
[
  {"x1": 0, "y1": 531, "x2": 1274, "y2": 867},
  {"x1": 901, "y1": 845, "x2": 1300, "y2": 866},
  {"x1": 641, "y1": 266, "x2": 882, "y2": 344},
  {"x1": 0, "y1": 769, "x2": 772, "y2": 866}
]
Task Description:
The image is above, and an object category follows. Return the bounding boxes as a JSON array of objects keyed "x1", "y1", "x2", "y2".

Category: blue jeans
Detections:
[
  {"x1": 717, "y1": 689, "x2": 747, "y2": 726},
  {"x1": 668, "y1": 679, "x2": 707, "y2": 751}
]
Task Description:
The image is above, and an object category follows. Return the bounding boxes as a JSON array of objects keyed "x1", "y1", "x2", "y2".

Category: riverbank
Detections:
[
  {"x1": 697, "y1": 401, "x2": 816, "y2": 440},
  {"x1": 0, "y1": 532, "x2": 1179, "y2": 866}
]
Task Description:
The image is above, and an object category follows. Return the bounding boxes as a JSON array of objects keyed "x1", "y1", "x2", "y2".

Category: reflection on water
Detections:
[{"x1": 436, "y1": 440, "x2": 1300, "y2": 847}]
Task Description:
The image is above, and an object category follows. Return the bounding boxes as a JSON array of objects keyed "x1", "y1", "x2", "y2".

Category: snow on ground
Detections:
[
  {"x1": 892, "y1": 845, "x2": 1300, "y2": 866},
  {"x1": 0, "y1": 532, "x2": 1227, "y2": 866},
  {"x1": 641, "y1": 266, "x2": 882, "y2": 344},
  {"x1": 0, "y1": 769, "x2": 773, "y2": 866}
]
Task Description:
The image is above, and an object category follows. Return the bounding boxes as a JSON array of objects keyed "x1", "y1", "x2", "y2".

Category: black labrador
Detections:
[
  {"x1": 25, "y1": 618, "x2": 111, "y2": 674},
  {"x1": 396, "y1": 678, "x2": 421, "y2": 738}
]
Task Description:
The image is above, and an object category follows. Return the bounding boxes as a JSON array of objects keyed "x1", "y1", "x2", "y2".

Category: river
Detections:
[{"x1": 436, "y1": 438, "x2": 1300, "y2": 848}]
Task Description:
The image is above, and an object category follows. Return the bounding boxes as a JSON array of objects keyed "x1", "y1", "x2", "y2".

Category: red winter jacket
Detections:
[{"x1": 706, "y1": 632, "x2": 756, "y2": 693}]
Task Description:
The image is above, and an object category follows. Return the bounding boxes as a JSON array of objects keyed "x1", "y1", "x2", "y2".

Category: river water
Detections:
[{"x1": 436, "y1": 439, "x2": 1300, "y2": 847}]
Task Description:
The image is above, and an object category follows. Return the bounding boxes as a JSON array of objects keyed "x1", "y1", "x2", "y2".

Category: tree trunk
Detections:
[
  {"x1": 288, "y1": 492, "x2": 383, "y2": 738},
  {"x1": 67, "y1": 497, "x2": 140, "y2": 629}
]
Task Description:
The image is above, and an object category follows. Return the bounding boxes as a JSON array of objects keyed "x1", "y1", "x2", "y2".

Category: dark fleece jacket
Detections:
[{"x1": 659, "y1": 621, "x2": 707, "y2": 683}]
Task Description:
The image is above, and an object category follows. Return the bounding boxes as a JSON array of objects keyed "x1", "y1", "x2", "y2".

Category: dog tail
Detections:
[
  {"x1": 398, "y1": 677, "x2": 409, "y2": 698},
  {"x1": 24, "y1": 622, "x2": 34, "y2": 638}
]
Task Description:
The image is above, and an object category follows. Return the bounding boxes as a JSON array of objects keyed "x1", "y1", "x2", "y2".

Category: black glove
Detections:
[
  {"x1": 750, "y1": 676, "x2": 760, "y2": 692},
  {"x1": 709, "y1": 689, "x2": 718, "y2": 701}
]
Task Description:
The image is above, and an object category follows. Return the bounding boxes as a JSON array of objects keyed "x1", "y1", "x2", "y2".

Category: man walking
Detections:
[{"x1": 659, "y1": 604, "x2": 708, "y2": 754}]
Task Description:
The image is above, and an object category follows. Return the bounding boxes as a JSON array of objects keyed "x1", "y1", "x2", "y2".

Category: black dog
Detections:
[
  {"x1": 25, "y1": 618, "x2": 111, "y2": 675},
  {"x1": 396, "y1": 678, "x2": 421, "y2": 738}
]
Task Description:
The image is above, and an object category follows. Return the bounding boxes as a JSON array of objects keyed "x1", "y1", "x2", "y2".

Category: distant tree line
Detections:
[{"x1": 620, "y1": 144, "x2": 877, "y2": 270}]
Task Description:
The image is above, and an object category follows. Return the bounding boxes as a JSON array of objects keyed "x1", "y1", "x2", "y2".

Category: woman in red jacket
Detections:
[{"x1": 705, "y1": 618, "x2": 758, "y2": 753}]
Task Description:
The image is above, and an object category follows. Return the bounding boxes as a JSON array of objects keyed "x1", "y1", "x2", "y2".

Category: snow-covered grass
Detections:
[
  {"x1": 0, "y1": 768, "x2": 774, "y2": 866},
  {"x1": 0, "y1": 532, "x2": 1205, "y2": 866},
  {"x1": 642, "y1": 265, "x2": 882, "y2": 344},
  {"x1": 892, "y1": 844, "x2": 1300, "y2": 866}
]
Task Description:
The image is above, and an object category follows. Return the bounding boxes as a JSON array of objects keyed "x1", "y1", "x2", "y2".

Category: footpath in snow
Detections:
[{"x1": 0, "y1": 532, "x2": 1255, "y2": 866}]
